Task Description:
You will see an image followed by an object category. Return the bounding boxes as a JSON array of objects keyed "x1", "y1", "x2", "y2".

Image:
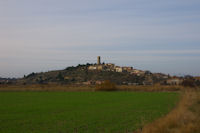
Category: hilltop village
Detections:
[
  {"x1": 86, "y1": 56, "x2": 183, "y2": 85},
  {"x1": 1, "y1": 56, "x2": 200, "y2": 86},
  {"x1": 88, "y1": 56, "x2": 146, "y2": 76}
]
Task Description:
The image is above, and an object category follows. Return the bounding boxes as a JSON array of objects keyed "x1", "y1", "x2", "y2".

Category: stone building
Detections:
[
  {"x1": 115, "y1": 66, "x2": 123, "y2": 72},
  {"x1": 166, "y1": 78, "x2": 183, "y2": 85}
]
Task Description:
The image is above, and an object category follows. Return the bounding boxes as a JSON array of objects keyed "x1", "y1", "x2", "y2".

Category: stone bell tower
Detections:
[{"x1": 97, "y1": 56, "x2": 101, "y2": 65}]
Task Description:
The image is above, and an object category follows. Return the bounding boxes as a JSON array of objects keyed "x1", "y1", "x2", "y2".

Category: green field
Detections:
[{"x1": 0, "y1": 92, "x2": 178, "y2": 133}]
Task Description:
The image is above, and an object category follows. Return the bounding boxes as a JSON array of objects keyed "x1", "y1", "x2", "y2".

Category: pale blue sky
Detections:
[{"x1": 0, "y1": 0, "x2": 200, "y2": 77}]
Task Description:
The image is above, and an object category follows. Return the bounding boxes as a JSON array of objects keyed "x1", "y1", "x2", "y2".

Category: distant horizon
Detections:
[{"x1": 1, "y1": 0, "x2": 200, "y2": 78}]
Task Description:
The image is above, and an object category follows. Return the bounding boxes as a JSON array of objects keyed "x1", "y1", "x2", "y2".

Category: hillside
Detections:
[{"x1": 18, "y1": 64, "x2": 167, "y2": 85}]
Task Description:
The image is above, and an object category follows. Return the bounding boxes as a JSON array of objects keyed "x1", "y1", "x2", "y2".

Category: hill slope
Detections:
[{"x1": 19, "y1": 64, "x2": 166, "y2": 85}]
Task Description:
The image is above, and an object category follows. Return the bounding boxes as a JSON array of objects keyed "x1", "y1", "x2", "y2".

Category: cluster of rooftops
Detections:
[{"x1": 88, "y1": 56, "x2": 145, "y2": 76}]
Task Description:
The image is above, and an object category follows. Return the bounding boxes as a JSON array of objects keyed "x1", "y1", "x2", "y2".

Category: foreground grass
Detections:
[
  {"x1": 135, "y1": 90, "x2": 200, "y2": 133},
  {"x1": 0, "y1": 92, "x2": 178, "y2": 133}
]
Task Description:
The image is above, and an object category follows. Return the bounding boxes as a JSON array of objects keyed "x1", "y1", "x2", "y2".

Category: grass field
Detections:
[{"x1": 0, "y1": 92, "x2": 179, "y2": 133}]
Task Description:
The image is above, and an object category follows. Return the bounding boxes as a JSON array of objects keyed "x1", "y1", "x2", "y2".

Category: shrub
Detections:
[
  {"x1": 26, "y1": 72, "x2": 35, "y2": 78},
  {"x1": 95, "y1": 80, "x2": 117, "y2": 91}
]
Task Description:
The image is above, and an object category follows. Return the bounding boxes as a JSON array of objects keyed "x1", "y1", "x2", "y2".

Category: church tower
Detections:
[{"x1": 97, "y1": 56, "x2": 101, "y2": 65}]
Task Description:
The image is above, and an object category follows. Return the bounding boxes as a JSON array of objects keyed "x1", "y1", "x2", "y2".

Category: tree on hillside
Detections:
[
  {"x1": 26, "y1": 72, "x2": 35, "y2": 78},
  {"x1": 57, "y1": 72, "x2": 64, "y2": 81},
  {"x1": 182, "y1": 79, "x2": 195, "y2": 87}
]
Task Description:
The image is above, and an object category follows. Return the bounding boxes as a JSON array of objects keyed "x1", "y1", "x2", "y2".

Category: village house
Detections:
[
  {"x1": 88, "y1": 65, "x2": 104, "y2": 71},
  {"x1": 166, "y1": 78, "x2": 183, "y2": 85},
  {"x1": 97, "y1": 65, "x2": 103, "y2": 70},
  {"x1": 88, "y1": 65, "x2": 97, "y2": 70},
  {"x1": 115, "y1": 66, "x2": 123, "y2": 72},
  {"x1": 154, "y1": 73, "x2": 169, "y2": 79},
  {"x1": 122, "y1": 67, "x2": 133, "y2": 72},
  {"x1": 105, "y1": 63, "x2": 115, "y2": 68},
  {"x1": 82, "y1": 80, "x2": 95, "y2": 85},
  {"x1": 95, "y1": 80, "x2": 103, "y2": 85},
  {"x1": 131, "y1": 69, "x2": 145, "y2": 76},
  {"x1": 82, "y1": 80, "x2": 103, "y2": 85}
]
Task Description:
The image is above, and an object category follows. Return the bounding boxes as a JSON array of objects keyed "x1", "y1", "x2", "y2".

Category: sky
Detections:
[{"x1": 0, "y1": 0, "x2": 200, "y2": 78}]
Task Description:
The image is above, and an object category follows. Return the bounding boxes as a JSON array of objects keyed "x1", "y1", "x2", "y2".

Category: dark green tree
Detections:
[{"x1": 57, "y1": 72, "x2": 64, "y2": 81}]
